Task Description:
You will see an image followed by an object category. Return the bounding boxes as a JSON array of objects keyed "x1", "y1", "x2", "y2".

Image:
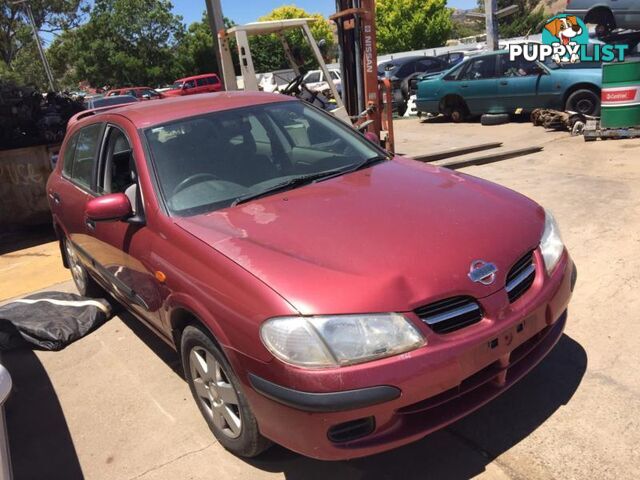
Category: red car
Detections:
[
  {"x1": 162, "y1": 73, "x2": 223, "y2": 97},
  {"x1": 105, "y1": 87, "x2": 163, "y2": 100},
  {"x1": 47, "y1": 92, "x2": 575, "y2": 461}
]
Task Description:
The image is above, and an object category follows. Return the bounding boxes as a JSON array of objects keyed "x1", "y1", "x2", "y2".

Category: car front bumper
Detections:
[{"x1": 236, "y1": 252, "x2": 576, "y2": 461}]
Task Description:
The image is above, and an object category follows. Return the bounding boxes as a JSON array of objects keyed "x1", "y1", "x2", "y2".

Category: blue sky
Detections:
[{"x1": 171, "y1": 0, "x2": 477, "y2": 26}]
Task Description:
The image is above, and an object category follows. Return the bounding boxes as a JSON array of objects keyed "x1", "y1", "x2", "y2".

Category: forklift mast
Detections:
[{"x1": 332, "y1": 0, "x2": 394, "y2": 151}]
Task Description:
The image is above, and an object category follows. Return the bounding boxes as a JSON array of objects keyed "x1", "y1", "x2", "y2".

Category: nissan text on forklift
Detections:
[{"x1": 30, "y1": 0, "x2": 576, "y2": 464}]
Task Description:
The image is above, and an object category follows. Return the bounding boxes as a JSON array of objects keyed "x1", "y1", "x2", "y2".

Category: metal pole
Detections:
[
  {"x1": 204, "y1": 0, "x2": 236, "y2": 89},
  {"x1": 485, "y1": 0, "x2": 499, "y2": 51},
  {"x1": 12, "y1": 0, "x2": 56, "y2": 91}
]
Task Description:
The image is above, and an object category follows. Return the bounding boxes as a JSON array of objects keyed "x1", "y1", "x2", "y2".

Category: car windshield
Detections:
[{"x1": 145, "y1": 101, "x2": 386, "y2": 216}]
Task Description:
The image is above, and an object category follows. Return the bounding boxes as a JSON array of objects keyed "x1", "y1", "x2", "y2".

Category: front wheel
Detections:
[
  {"x1": 566, "y1": 89, "x2": 601, "y2": 116},
  {"x1": 181, "y1": 325, "x2": 271, "y2": 458},
  {"x1": 64, "y1": 238, "x2": 105, "y2": 297}
]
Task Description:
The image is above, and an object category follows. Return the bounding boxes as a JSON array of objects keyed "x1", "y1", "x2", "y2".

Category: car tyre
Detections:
[
  {"x1": 181, "y1": 325, "x2": 271, "y2": 458},
  {"x1": 397, "y1": 100, "x2": 408, "y2": 117},
  {"x1": 481, "y1": 113, "x2": 510, "y2": 126},
  {"x1": 64, "y1": 238, "x2": 105, "y2": 298},
  {"x1": 565, "y1": 89, "x2": 601, "y2": 116}
]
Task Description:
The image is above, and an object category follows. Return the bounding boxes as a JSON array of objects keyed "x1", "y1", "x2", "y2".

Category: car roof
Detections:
[
  {"x1": 175, "y1": 73, "x2": 219, "y2": 82},
  {"x1": 380, "y1": 55, "x2": 437, "y2": 66},
  {"x1": 78, "y1": 91, "x2": 296, "y2": 129}
]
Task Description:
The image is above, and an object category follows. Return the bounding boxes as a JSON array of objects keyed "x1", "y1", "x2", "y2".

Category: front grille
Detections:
[
  {"x1": 327, "y1": 417, "x2": 375, "y2": 443},
  {"x1": 415, "y1": 296, "x2": 483, "y2": 334},
  {"x1": 506, "y1": 251, "x2": 536, "y2": 303}
]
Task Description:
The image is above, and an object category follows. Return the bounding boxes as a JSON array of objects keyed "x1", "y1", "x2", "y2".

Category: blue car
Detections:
[{"x1": 416, "y1": 50, "x2": 603, "y2": 122}]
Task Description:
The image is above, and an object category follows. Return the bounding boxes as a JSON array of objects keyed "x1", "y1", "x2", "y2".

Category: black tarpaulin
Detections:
[{"x1": 0, "y1": 292, "x2": 112, "y2": 351}]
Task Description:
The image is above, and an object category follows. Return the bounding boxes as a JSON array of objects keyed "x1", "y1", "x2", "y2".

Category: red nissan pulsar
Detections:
[{"x1": 48, "y1": 92, "x2": 576, "y2": 460}]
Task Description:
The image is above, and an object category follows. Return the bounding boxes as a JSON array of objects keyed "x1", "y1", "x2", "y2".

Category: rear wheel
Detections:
[
  {"x1": 587, "y1": 9, "x2": 616, "y2": 37},
  {"x1": 442, "y1": 96, "x2": 469, "y2": 123},
  {"x1": 181, "y1": 325, "x2": 271, "y2": 458},
  {"x1": 566, "y1": 89, "x2": 601, "y2": 116},
  {"x1": 64, "y1": 238, "x2": 105, "y2": 297}
]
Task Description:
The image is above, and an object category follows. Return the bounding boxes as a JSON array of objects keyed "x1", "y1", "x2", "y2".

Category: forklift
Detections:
[{"x1": 215, "y1": 1, "x2": 395, "y2": 152}]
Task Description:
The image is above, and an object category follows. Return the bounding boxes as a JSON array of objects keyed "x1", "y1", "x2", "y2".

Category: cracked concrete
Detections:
[{"x1": 2, "y1": 118, "x2": 640, "y2": 479}]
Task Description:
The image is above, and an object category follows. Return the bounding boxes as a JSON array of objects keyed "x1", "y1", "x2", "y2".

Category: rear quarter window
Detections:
[{"x1": 65, "y1": 124, "x2": 103, "y2": 189}]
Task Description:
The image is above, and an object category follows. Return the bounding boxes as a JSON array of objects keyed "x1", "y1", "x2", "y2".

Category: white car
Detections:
[{"x1": 303, "y1": 69, "x2": 342, "y2": 94}]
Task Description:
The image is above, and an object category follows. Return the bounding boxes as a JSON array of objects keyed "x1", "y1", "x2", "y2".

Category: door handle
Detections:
[
  {"x1": 85, "y1": 218, "x2": 96, "y2": 231},
  {"x1": 461, "y1": 84, "x2": 469, "y2": 88},
  {"x1": 500, "y1": 81, "x2": 509, "y2": 86},
  {"x1": 50, "y1": 192, "x2": 61, "y2": 205}
]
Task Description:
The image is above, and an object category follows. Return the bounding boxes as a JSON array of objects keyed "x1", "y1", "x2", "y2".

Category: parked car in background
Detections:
[
  {"x1": 162, "y1": 74, "x2": 223, "y2": 97},
  {"x1": 48, "y1": 91, "x2": 575, "y2": 461},
  {"x1": 565, "y1": 0, "x2": 640, "y2": 35},
  {"x1": 416, "y1": 50, "x2": 602, "y2": 122},
  {"x1": 105, "y1": 87, "x2": 164, "y2": 100},
  {"x1": 302, "y1": 69, "x2": 342, "y2": 95},
  {"x1": 378, "y1": 55, "x2": 449, "y2": 115},
  {"x1": 84, "y1": 94, "x2": 139, "y2": 110}
]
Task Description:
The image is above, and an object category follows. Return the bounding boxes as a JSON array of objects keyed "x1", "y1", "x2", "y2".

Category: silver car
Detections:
[{"x1": 565, "y1": 0, "x2": 640, "y2": 35}]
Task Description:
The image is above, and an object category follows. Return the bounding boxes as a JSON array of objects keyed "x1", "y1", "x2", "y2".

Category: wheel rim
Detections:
[
  {"x1": 575, "y1": 97, "x2": 594, "y2": 114},
  {"x1": 65, "y1": 241, "x2": 87, "y2": 293},
  {"x1": 189, "y1": 347, "x2": 242, "y2": 439}
]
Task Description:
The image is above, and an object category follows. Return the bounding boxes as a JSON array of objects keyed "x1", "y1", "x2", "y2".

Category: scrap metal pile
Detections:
[
  {"x1": 531, "y1": 108, "x2": 588, "y2": 136},
  {"x1": 0, "y1": 80, "x2": 85, "y2": 151}
]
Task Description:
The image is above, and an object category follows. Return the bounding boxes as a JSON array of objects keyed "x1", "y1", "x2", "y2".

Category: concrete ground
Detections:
[{"x1": 2, "y1": 118, "x2": 640, "y2": 479}]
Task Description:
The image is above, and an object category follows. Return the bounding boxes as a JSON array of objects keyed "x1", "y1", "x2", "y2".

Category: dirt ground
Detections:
[{"x1": 2, "y1": 117, "x2": 640, "y2": 480}]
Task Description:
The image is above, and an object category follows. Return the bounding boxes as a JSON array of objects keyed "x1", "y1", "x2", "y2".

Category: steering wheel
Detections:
[
  {"x1": 281, "y1": 74, "x2": 304, "y2": 96},
  {"x1": 172, "y1": 173, "x2": 220, "y2": 196}
]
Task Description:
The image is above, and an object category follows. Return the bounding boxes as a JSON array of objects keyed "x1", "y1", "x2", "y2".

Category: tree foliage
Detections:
[
  {"x1": 476, "y1": 0, "x2": 546, "y2": 38},
  {"x1": 376, "y1": 0, "x2": 453, "y2": 54},
  {"x1": 49, "y1": 0, "x2": 185, "y2": 88},
  {"x1": 249, "y1": 6, "x2": 335, "y2": 73}
]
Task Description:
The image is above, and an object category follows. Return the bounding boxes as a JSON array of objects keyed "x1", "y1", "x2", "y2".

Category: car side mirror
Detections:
[{"x1": 86, "y1": 193, "x2": 132, "y2": 222}]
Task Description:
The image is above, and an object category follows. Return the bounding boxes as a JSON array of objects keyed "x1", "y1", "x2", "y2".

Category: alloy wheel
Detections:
[
  {"x1": 189, "y1": 346, "x2": 242, "y2": 439},
  {"x1": 65, "y1": 241, "x2": 87, "y2": 293}
]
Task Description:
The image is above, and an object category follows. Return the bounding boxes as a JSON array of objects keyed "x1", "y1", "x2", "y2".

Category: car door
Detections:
[
  {"x1": 195, "y1": 78, "x2": 209, "y2": 94},
  {"x1": 456, "y1": 55, "x2": 499, "y2": 114},
  {"x1": 82, "y1": 123, "x2": 164, "y2": 329},
  {"x1": 496, "y1": 53, "x2": 546, "y2": 111},
  {"x1": 183, "y1": 79, "x2": 197, "y2": 95},
  {"x1": 50, "y1": 122, "x2": 104, "y2": 258}
]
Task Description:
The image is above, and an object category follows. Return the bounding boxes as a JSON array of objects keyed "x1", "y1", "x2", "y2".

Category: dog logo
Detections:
[
  {"x1": 544, "y1": 16, "x2": 583, "y2": 46},
  {"x1": 543, "y1": 15, "x2": 588, "y2": 63}
]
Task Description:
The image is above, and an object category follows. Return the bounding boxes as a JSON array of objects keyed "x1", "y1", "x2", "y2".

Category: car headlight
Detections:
[
  {"x1": 260, "y1": 313, "x2": 425, "y2": 368},
  {"x1": 540, "y1": 210, "x2": 565, "y2": 274}
]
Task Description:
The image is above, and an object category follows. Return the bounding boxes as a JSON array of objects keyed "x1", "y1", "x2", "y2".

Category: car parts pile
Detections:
[
  {"x1": 531, "y1": 109, "x2": 588, "y2": 136},
  {"x1": 0, "y1": 80, "x2": 85, "y2": 151}
]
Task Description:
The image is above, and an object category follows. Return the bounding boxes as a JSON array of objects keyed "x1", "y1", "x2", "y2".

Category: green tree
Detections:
[
  {"x1": 0, "y1": 0, "x2": 84, "y2": 87},
  {"x1": 376, "y1": 0, "x2": 453, "y2": 54},
  {"x1": 48, "y1": 0, "x2": 185, "y2": 88},
  {"x1": 476, "y1": 0, "x2": 546, "y2": 38},
  {"x1": 248, "y1": 6, "x2": 334, "y2": 73},
  {"x1": 175, "y1": 13, "x2": 236, "y2": 78}
]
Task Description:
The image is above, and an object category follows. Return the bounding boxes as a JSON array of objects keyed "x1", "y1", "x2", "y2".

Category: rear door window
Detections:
[
  {"x1": 196, "y1": 78, "x2": 208, "y2": 87},
  {"x1": 68, "y1": 124, "x2": 103, "y2": 189},
  {"x1": 61, "y1": 133, "x2": 79, "y2": 178},
  {"x1": 460, "y1": 56, "x2": 497, "y2": 81}
]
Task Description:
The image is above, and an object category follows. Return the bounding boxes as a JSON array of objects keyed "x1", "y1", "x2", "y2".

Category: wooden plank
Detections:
[
  {"x1": 410, "y1": 142, "x2": 503, "y2": 163},
  {"x1": 436, "y1": 146, "x2": 544, "y2": 170}
]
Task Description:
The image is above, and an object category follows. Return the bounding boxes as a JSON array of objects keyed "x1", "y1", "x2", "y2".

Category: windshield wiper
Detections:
[
  {"x1": 350, "y1": 154, "x2": 390, "y2": 173},
  {"x1": 232, "y1": 168, "x2": 348, "y2": 206}
]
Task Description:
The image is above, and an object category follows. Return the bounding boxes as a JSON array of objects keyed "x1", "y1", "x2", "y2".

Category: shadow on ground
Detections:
[
  {"x1": 0, "y1": 225, "x2": 56, "y2": 256},
  {"x1": 3, "y1": 349, "x2": 84, "y2": 480},
  {"x1": 245, "y1": 334, "x2": 587, "y2": 480}
]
